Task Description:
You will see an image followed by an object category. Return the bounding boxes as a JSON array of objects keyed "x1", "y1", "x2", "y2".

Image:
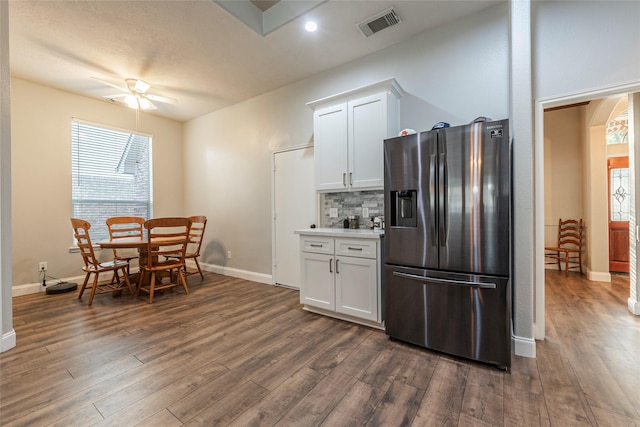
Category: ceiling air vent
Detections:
[{"x1": 357, "y1": 7, "x2": 401, "y2": 37}]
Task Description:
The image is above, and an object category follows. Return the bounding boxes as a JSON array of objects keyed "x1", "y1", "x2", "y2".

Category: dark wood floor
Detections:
[{"x1": 1, "y1": 270, "x2": 639, "y2": 426}]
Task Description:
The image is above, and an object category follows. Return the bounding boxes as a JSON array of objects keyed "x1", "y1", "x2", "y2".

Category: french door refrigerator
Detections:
[{"x1": 383, "y1": 119, "x2": 511, "y2": 368}]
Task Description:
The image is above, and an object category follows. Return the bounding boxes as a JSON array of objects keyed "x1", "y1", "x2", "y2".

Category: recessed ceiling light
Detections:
[{"x1": 305, "y1": 21, "x2": 318, "y2": 32}]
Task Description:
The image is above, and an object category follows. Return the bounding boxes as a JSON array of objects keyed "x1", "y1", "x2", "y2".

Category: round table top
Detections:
[
  {"x1": 98, "y1": 237, "x2": 146, "y2": 249},
  {"x1": 98, "y1": 236, "x2": 184, "y2": 249}
]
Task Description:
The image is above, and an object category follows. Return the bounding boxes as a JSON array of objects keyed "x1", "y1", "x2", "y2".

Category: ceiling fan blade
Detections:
[
  {"x1": 146, "y1": 93, "x2": 177, "y2": 105},
  {"x1": 144, "y1": 99, "x2": 158, "y2": 110},
  {"x1": 92, "y1": 77, "x2": 128, "y2": 92}
]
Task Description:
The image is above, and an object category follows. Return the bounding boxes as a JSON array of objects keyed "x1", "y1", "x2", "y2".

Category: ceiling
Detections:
[{"x1": 8, "y1": 0, "x2": 502, "y2": 123}]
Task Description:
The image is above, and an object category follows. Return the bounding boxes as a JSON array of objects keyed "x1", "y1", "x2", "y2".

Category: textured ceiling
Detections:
[{"x1": 8, "y1": 0, "x2": 503, "y2": 122}]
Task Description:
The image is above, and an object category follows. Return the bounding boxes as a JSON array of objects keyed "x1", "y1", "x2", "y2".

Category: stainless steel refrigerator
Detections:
[{"x1": 383, "y1": 119, "x2": 511, "y2": 368}]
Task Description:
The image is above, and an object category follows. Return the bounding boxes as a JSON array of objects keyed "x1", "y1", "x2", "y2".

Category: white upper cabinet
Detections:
[
  {"x1": 308, "y1": 78, "x2": 403, "y2": 192},
  {"x1": 313, "y1": 103, "x2": 348, "y2": 191}
]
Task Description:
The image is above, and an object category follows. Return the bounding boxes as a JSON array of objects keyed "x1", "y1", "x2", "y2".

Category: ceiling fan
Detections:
[{"x1": 95, "y1": 77, "x2": 177, "y2": 110}]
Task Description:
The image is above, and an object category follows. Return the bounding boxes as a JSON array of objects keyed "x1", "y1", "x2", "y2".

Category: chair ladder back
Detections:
[
  {"x1": 143, "y1": 217, "x2": 193, "y2": 269},
  {"x1": 557, "y1": 218, "x2": 583, "y2": 248},
  {"x1": 106, "y1": 216, "x2": 145, "y2": 259},
  {"x1": 71, "y1": 218, "x2": 99, "y2": 269},
  {"x1": 187, "y1": 215, "x2": 207, "y2": 256}
]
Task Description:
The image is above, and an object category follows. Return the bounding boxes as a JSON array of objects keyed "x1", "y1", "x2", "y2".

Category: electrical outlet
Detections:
[
  {"x1": 227, "y1": 251, "x2": 232, "y2": 260},
  {"x1": 39, "y1": 261, "x2": 47, "y2": 271},
  {"x1": 329, "y1": 207, "x2": 338, "y2": 218},
  {"x1": 362, "y1": 206, "x2": 369, "y2": 218}
]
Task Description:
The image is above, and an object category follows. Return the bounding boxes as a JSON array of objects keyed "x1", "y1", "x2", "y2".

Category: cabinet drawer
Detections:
[
  {"x1": 335, "y1": 238, "x2": 377, "y2": 259},
  {"x1": 301, "y1": 236, "x2": 334, "y2": 254}
]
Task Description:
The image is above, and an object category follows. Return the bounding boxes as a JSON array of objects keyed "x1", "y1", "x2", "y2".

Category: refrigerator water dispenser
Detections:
[{"x1": 390, "y1": 190, "x2": 417, "y2": 227}]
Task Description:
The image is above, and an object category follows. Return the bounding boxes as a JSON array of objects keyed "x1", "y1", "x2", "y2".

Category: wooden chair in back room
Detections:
[
  {"x1": 137, "y1": 217, "x2": 192, "y2": 303},
  {"x1": 105, "y1": 216, "x2": 145, "y2": 273},
  {"x1": 545, "y1": 218, "x2": 584, "y2": 275},
  {"x1": 70, "y1": 218, "x2": 134, "y2": 305},
  {"x1": 166, "y1": 215, "x2": 208, "y2": 279}
]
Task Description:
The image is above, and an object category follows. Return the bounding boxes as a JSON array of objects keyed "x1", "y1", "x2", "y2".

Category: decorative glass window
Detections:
[
  {"x1": 606, "y1": 110, "x2": 629, "y2": 145},
  {"x1": 71, "y1": 120, "x2": 153, "y2": 242},
  {"x1": 610, "y1": 166, "x2": 629, "y2": 221}
]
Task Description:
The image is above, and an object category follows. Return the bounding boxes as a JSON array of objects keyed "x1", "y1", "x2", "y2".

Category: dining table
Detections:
[{"x1": 98, "y1": 235, "x2": 186, "y2": 285}]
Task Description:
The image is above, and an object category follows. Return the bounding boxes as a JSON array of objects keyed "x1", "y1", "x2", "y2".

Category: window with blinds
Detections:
[{"x1": 71, "y1": 120, "x2": 153, "y2": 242}]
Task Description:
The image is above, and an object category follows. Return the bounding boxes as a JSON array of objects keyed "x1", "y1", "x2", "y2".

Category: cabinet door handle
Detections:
[
  {"x1": 349, "y1": 172, "x2": 353, "y2": 186},
  {"x1": 329, "y1": 258, "x2": 333, "y2": 273},
  {"x1": 343, "y1": 173, "x2": 346, "y2": 187},
  {"x1": 310, "y1": 243, "x2": 322, "y2": 248},
  {"x1": 336, "y1": 259, "x2": 340, "y2": 274},
  {"x1": 347, "y1": 246, "x2": 363, "y2": 251}
]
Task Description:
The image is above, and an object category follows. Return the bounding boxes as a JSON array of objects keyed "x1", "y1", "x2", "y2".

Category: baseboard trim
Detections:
[
  {"x1": 13, "y1": 282, "x2": 46, "y2": 297},
  {"x1": 302, "y1": 305, "x2": 384, "y2": 330},
  {"x1": 13, "y1": 275, "x2": 85, "y2": 297},
  {"x1": 587, "y1": 270, "x2": 611, "y2": 283},
  {"x1": 1, "y1": 329, "x2": 16, "y2": 353},
  {"x1": 202, "y1": 263, "x2": 272, "y2": 285},
  {"x1": 12, "y1": 263, "x2": 274, "y2": 297},
  {"x1": 512, "y1": 334, "x2": 536, "y2": 358},
  {"x1": 628, "y1": 297, "x2": 640, "y2": 315}
]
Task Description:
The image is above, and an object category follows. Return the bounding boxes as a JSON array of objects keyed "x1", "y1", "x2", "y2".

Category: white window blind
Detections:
[{"x1": 71, "y1": 120, "x2": 153, "y2": 242}]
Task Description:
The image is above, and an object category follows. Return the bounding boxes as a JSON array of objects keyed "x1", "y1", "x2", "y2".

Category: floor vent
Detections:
[{"x1": 357, "y1": 7, "x2": 401, "y2": 37}]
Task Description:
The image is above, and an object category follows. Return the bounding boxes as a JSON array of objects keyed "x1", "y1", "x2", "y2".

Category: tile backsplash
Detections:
[{"x1": 321, "y1": 190, "x2": 384, "y2": 229}]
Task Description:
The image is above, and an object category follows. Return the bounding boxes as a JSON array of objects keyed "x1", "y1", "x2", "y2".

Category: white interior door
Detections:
[{"x1": 273, "y1": 146, "x2": 316, "y2": 288}]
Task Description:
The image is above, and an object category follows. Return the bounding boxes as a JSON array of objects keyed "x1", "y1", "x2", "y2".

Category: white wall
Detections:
[
  {"x1": 533, "y1": 1, "x2": 640, "y2": 100},
  {"x1": 544, "y1": 107, "x2": 585, "y2": 247},
  {"x1": 183, "y1": 3, "x2": 509, "y2": 278},
  {"x1": 10, "y1": 78, "x2": 184, "y2": 291}
]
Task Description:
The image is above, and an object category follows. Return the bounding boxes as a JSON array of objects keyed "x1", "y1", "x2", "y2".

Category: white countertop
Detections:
[{"x1": 295, "y1": 228, "x2": 384, "y2": 239}]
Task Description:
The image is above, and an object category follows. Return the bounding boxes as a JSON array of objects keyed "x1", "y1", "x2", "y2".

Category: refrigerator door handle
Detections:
[
  {"x1": 392, "y1": 271, "x2": 497, "y2": 289},
  {"x1": 439, "y1": 154, "x2": 447, "y2": 247},
  {"x1": 429, "y1": 153, "x2": 437, "y2": 246}
]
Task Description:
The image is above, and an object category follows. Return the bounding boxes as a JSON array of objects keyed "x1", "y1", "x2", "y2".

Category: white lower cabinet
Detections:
[
  {"x1": 299, "y1": 233, "x2": 382, "y2": 327},
  {"x1": 334, "y1": 256, "x2": 378, "y2": 321},
  {"x1": 301, "y1": 251, "x2": 335, "y2": 311}
]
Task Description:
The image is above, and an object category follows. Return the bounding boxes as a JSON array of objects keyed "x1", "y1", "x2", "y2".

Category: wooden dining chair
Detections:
[
  {"x1": 106, "y1": 216, "x2": 145, "y2": 272},
  {"x1": 137, "y1": 217, "x2": 192, "y2": 303},
  {"x1": 70, "y1": 218, "x2": 134, "y2": 305},
  {"x1": 545, "y1": 218, "x2": 584, "y2": 275},
  {"x1": 166, "y1": 215, "x2": 207, "y2": 279}
]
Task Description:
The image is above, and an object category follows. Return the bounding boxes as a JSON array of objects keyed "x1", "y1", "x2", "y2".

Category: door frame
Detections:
[
  {"x1": 271, "y1": 144, "x2": 317, "y2": 288},
  {"x1": 535, "y1": 82, "x2": 640, "y2": 340}
]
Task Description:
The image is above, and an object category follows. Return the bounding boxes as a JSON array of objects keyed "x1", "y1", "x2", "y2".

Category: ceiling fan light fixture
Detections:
[
  {"x1": 138, "y1": 97, "x2": 152, "y2": 110},
  {"x1": 124, "y1": 94, "x2": 139, "y2": 109},
  {"x1": 97, "y1": 77, "x2": 173, "y2": 110}
]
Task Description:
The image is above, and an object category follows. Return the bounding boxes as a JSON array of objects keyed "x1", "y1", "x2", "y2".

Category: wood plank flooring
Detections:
[{"x1": 1, "y1": 270, "x2": 639, "y2": 426}]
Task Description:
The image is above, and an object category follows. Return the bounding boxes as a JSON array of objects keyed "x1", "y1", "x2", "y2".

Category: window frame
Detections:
[{"x1": 71, "y1": 118, "x2": 153, "y2": 245}]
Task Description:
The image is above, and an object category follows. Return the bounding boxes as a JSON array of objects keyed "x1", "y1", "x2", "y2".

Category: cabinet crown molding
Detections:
[{"x1": 306, "y1": 77, "x2": 404, "y2": 110}]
